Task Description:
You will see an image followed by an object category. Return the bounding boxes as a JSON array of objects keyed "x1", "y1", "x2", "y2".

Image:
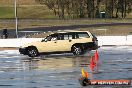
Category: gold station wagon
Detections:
[{"x1": 19, "y1": 30, "x2": 98, "y2": 57}]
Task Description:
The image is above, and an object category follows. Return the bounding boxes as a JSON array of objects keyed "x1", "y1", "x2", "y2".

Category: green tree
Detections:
[{"x1": 36, "y1": 0, "x2": 132, "y2": 19}]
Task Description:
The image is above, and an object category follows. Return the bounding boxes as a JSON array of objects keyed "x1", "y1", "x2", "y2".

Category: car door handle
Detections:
[
  {"x1": 69, "y1": 40, "x2": 72, "y2": 42},
  {"x1": 54, "y1": 42, "x2": 57, "y2": 43}
]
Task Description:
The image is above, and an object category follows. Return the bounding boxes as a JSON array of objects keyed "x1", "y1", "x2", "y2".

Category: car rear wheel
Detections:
[
  {"x1": 72, "y1": 45, "x2": 84, "y2": 55},
  {"x1": 27, "y1": 47, "x2": 39, "y2": 57}
]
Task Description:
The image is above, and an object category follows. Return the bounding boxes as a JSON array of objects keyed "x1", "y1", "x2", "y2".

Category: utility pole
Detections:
[{"x1": 15, "y1": 0, "x2": 18, "y2": 38}]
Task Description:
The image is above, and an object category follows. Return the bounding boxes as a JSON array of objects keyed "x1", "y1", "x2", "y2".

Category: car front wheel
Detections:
[{"x1": 27, "y1": 47, "x2": 39, "y2": 57}]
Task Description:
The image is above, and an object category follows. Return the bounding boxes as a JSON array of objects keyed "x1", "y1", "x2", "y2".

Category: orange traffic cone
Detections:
[
  {"x1": 94, "y1": 50, "x2": 99, "y2": 63},
  {"x1": 81, "y1": 68, "x2": 89, "y2": 78},
  {"x1": 90, "y1": 56, "x2": 96, "y2": 71}
]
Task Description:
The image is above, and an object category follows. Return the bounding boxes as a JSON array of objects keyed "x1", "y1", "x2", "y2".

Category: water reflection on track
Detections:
[{"x1": 0, "y1": 46, "x2": 132, "y2": 88}]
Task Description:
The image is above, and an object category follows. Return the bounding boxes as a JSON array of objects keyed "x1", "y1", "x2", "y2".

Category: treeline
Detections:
[{"x1": 35, "y1": 0, "x2": 132, "y2": 19}]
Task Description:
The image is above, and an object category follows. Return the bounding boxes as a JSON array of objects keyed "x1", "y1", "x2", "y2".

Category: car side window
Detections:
[
  {"x1": 57, "y1": 33, "x2": 72, "y2": 40},
  {"x1": 58, "y1": 32, "x2": 90, "y2": 40},
  {"x1": 58, "y1": 34, "x2": 64, "y2": 40},
  {"x1": 64, "y1": 34, "x2": 69, "y2": 40},
  {"x1": 44, "y1": 34, "x2": 58, "y2": 41},
  {"x1": 45, "y1": 36, "x2": 52, "y2": 41},
  {"x1": 63, "y1": 33, "x2": 73, "y2": 40},
  {"x1": 77, "y1": 32, "x2": 90, "y2": 38},
  {"x1": 69, "y1": 34, "x2": 72, "y2": 39},
  {"x1": 51, "y1": 34, "x2": 58, "y2": 41}
]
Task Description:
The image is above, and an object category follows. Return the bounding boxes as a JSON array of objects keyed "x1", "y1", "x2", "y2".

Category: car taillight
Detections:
[{"x1": 92, "y1": 38, "x2": 97, "y2": 42}]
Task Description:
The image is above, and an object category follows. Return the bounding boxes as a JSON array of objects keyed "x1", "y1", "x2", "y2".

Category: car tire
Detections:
[
  {"x1": 72, "y1": 45, "x2": 84, "y2": 55},
  {"x1": 27, "y1": 47, "x2": 39, "y2": 57}
]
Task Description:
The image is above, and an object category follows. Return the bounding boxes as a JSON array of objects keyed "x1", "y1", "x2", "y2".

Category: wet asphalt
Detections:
[{"x1": 0, "y1": 46, "x2": 132, "y2": 88}]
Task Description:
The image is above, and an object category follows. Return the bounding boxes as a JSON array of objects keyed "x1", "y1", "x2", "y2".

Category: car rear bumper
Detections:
[
  {"x1": 84, "y1": 42, "x2": 98, "y2": 50},
  {"x1": 90, "y1": 42, "x2": 98, "y2": 50}
]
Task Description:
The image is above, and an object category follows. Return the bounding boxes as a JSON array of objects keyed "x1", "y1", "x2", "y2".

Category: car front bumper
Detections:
[{"x1": 19, "y1": 48, "x2": 27, "y2": 55}]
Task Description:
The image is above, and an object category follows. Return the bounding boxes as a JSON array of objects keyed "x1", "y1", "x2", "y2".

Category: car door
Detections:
[
  {"x1": 55, "y1": 33, "x2": 74, "y2": 52},
  {"x1": 37, "y1": 34, "x2": 59, "y2": 53}
]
